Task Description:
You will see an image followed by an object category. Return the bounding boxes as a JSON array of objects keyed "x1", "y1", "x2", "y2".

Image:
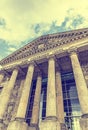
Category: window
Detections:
[{"x1": 61, "y1": 72, "x2": 81, "y2": 130}]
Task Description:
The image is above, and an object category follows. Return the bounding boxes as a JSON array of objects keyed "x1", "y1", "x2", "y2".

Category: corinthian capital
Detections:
[{"x1": 67, "y1": 47, "x2": 78, "y2": 55}]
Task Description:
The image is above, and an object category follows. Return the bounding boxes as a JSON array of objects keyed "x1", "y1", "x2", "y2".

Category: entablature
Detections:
[
  {"x1": 0, "y1": 40, "x2": 88, "y2": 71},
  {"x1": 0, "y1": 28, "x2": 88, "y2": 68}
]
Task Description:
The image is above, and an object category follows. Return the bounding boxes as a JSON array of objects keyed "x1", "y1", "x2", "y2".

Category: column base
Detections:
[
  {"x1": 60, "y1": 123, "x2": 68, "y2": 130},
  {"x1": 80, "y1": 114, "x2": 88, "y2": 130},
  {"x1": 7, "y1": 118, "x2": 28, "y2": 130},
  {"x1": 39, "y1": 116, "x2": 61, "y2": 130},
  {"x1": 28, "y1": 124, "x2": 39, "y2": 130}
]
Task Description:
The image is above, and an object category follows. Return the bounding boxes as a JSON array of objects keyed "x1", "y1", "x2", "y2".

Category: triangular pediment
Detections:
[{"x1": 0, "y1": 28, "x2": 88, "y2": 65}]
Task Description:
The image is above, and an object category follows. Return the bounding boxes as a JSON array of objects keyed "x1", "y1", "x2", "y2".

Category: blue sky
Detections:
[{"x1": 0, "y1": 0, "x2": 88, "y2": 60}]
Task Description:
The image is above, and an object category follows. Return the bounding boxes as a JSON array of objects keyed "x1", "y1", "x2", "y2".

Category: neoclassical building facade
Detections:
[{"x1": 0, "y1": 28, "x2": 88, "y2": 130}]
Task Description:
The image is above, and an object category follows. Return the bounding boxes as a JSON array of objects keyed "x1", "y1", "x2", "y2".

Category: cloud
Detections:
[
  {"x1": 8, "y1": 47, "x2": 17, "y2": 52},
  {"x1": 0, "y1": 18, "x2": 6, "y2": 28},
  {"x1": 0, "y1": 0, "x2": 88, "y2": 60}
]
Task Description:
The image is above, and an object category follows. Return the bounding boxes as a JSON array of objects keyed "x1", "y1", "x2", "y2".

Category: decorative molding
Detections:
[
  {"x1": 0, "y1": 28, "x2": 88, "y2": 65},
  {"x1": 67, "y1": 47, "x2": 78, "y2": 55}
]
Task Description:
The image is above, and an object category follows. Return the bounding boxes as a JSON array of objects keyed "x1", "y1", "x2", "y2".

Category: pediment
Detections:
[{"x1": 0, "y1": 28, "x2": 88, "y2": 65}]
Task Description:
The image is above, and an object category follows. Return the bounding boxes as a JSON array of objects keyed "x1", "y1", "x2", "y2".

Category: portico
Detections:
[{"x1": 0, "y1": 28, "x2": 88, "y2": 130}]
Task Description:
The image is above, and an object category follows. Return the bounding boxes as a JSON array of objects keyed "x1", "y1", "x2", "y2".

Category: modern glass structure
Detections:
[{"x1": 0, "y1": 28, "x2": 88, "y2": 130}]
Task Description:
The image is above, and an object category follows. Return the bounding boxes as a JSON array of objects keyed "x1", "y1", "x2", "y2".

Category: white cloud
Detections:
[
  {"x1": 0, "y1": 0, "x2": 88, "y2": 47},
  {"x1": 8, "y1": 47, "x2": 16, "y2": 52}
]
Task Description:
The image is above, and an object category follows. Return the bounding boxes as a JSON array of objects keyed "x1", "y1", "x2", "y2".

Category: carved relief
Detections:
[{"x1": 2, "y1": 79, "x2": 24, "y2": 130}]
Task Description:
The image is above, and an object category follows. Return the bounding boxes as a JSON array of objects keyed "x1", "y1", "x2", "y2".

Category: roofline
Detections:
[{"x1": 0, "y1": 27, "x2": 88, "y2": 64}]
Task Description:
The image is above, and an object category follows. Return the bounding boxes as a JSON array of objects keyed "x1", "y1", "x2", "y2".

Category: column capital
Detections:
[
  {"x1": 27, "y1": 60, "x2": 36, "y2": 67},
  {"x1": 47, "y1": 54, "x2": 56, "y2": 61},
  {"x1": 67, "y1": 47, "x2": 78, "y2": 56},
  {"x1": 12, "y1": 65, "x2": 20, "y2": 71}
]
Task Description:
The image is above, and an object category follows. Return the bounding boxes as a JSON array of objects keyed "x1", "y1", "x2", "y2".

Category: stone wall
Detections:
[{"x1": 1, "y1": 79, "x2": 24, "y2": 130}]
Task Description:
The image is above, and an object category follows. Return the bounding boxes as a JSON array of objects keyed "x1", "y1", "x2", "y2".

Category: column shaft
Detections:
[
  {"x1": 0, "y1": 73, "x2": 4, "y2": 84},
  {"x1": 70, "y1": 52, "x2": 88, "y2": 114},
  {"x1": 0, "y1": 68, "x2": 18, "y2": 119},
  {"x1": 56, "y1": 71, "x2": 64, "y2": 123},
  {"x1": 16, "y1": 64, "x2": 34, "y2": 119},
  {"x1": 46, "y1": 57, "x2": 57, "y2": 117},
  {"x1": 31, "y1": 74, "x2": 42, "y2": 125}
]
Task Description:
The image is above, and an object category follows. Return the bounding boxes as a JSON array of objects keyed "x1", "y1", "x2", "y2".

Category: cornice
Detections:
[
  {"x1": 0, "y1": 28, "x2": 88, "y2": 66},
  {"x1": 0, "y1": 40, "x2": 88, "y2": 71}
]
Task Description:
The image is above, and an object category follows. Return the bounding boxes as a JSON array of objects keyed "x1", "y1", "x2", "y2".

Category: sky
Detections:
[{"x1": 0, "y1": 0, "x2": 88, "y2": 61}]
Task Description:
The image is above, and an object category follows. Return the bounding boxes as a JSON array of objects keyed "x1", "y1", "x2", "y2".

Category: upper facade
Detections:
[{"x1": 0, "y1": 28, "x2": 88, "y2": 69}]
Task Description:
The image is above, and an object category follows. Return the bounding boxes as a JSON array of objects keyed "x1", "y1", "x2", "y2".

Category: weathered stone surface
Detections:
[
  {"x1": 40, "y1": 119, "x2": 60, "y2": 130},
  {"x1": 46, "y1": 57, "x2": 57, "y2": 117},
  {"x1": 7, "y1": 120, "x2": 28, "y2": 130},
  {"x1": 29, "y1": 124, "x2": 39, "y2": 130},
  {"x1": 16, "y1": 64, "x2": 34, "y2": 119},
  {"x1": 56, "y1": 71, "x2": 64, "y2": 124},
  {"x1": 0, "y1": 68, "x2": 18, "y2": 121},
  {"x1": 31, "y1": 74, "x2": 42, "y2": 125},
  {"x1": 29, "y1": 126, "x2": 38, "y2": 130},
  {"x1": 80, "y1": 117, "x2": 88, "y2": 130},
  {"x1": 70, "y1": 51, "x2": 88, "y2": 114}
]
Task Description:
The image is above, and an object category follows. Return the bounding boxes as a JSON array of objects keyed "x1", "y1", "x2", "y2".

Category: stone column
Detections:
[
  {"x1": 30, "y1": 73, "x2": 42, "y2": 130},
  {"x1": 69, "y1": 50, "x2": 88, "y2": 130},
  {"x1": 40, "y1": 56, "x2": 60, "y2": 130},
  {"x1": 56, "y1": 70, "x2": 66, "y2": 130},
  {"x1": 46, "y1": 57, "x2": 57, "y2": 118},
  {"x1": 0, "y1": 72, "x2": 4, "y2": 84},
  {"x1": 0, "y1": 68, "x2": 18, "y2": 129},
  {"x1": 7, "y1": 63, "x2": 34, "y2": 130}
]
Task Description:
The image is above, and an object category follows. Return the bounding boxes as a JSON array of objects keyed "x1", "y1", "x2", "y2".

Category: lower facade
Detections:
[{"x1": 0, "y1": 49, "x2": 88, "y2": 130}]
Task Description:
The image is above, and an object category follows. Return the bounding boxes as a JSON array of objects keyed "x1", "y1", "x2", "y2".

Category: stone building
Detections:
[{"x1": 0, "y1": 28, "x2": 88, "y2": 130}]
